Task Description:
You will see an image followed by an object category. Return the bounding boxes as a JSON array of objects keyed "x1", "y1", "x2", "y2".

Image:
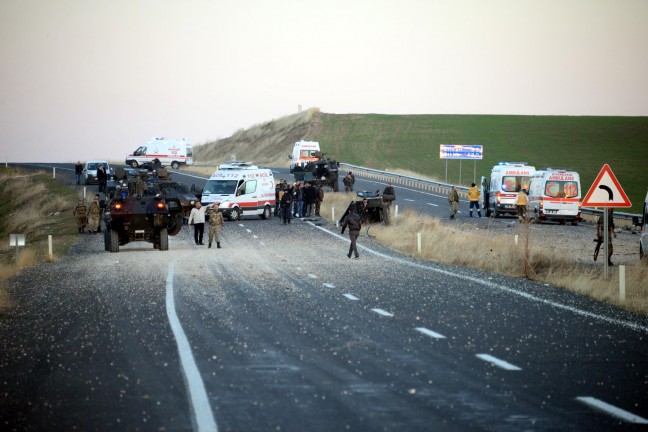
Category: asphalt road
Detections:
[{"x1": 2, "y1": 163, "x2": 647, "y2": 431}]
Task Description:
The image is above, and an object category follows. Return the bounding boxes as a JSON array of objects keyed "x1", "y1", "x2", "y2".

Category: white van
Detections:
[
  {"x1": 125, "y1": 137, "x2": 193, "y2": 169},
  {"x1": 200, "y1": 162, "x2": 275, "y2": 221},
  {"x1": 482, "y1": 162, "x2": 536, "y2": 217},
  {"x1": 84, "y1": 160, "x2": 111, "y2": 185},
  {"x1": 289, "y1": 140, "x2": 320, "y2": 172},
  {"x1": 527, "y1": 168, "x2": 582, "y2": 225}
]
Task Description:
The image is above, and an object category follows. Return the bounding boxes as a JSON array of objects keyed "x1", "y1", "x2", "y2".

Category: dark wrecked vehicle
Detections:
[
  {"x1": 338, "y1": 190, "x2": 391, "y2": 228},
  {"x1": 103, "y1": 168, "x2": 183, "y2": 252},
  {"x1": 292, "y1": 152, "x2": 340, "y2": 192}
]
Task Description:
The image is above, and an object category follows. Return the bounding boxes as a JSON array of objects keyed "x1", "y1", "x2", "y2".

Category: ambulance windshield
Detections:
[
  {"x1": 545, "y1": 181, "x2": 579, "y2": 198},
  {"x1": 203, "y1": 180, "x2": 239, "y2": 195}
]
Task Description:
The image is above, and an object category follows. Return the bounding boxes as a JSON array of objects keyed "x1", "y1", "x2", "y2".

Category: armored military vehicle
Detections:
[
  {"x1": 103, "y1": 168, "x2": 183, "y2": 252},
  {"x1": 338, "y1": 190, "x2": 390, "y2": 228},
  {"x1": 292, "y1": 152, "x2": 340, "y2": 192}
]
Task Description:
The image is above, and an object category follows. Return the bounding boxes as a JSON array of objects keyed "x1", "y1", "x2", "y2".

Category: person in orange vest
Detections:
[
  {"x1": 517, "y1": 188, "x2": 528, "y2": 221},
  {"x1": 468, "y1": 183, "x2": 481, "y2": 217}
]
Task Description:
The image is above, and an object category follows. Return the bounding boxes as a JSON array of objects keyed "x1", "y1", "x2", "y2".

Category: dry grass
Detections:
[
  {"x1": 320, "y1": 192, "x2": 648, "y2": 315},
  {"x1": 193, "y1": 108, "x2": 320, "y2": 167},
  {"x1": 0, "y1": 168, "x2": 79, "y2": 311}
]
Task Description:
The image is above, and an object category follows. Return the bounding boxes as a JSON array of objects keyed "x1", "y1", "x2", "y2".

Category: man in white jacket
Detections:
[{"x1": 188, "y1": 202, "x2": 206, "y2": 245}]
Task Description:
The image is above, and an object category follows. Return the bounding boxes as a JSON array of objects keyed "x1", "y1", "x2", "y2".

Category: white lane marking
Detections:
[
  {"x1": 309, "y1": 223, "x2": 648, "y2": 334},
  {"x1": 238, "y1": 224, "x2": 245, "y2": 227},
  {"x1": 323, "y1": 283, "x2": 335, "y2": 288},
  {"x1": 426, "y1": 203, "x2": 439, "y2": 207},
  {"x1": 252, "y1": 235, "x2": 258, "y2": 239},
  {"x1": 245, "y1": 229, "x2": 252, "y2": 233},
  {"x1": 308, "y1": 274, "x2": 318, "y2": 279},
  {"x1": 165, "y1": 262, "x2": 218, "y2": 432},
  {"x1": 372, "y1": 308, "x2": 394, "y2": 317},
  {"x1": 259, "y1": 241, "x2": 266, "y2": 247},
  {"x1": 415, "y1": 327, "x2": 446, "y2": 339},
  {"x1": 404, "y1": 198, "x2": 415, "y2": 202},
  {"x1": 344, "y1": 294, "x2": 360, "y2": 301},
  {"x1": 476, "y1": 354, "x2": 522, "y2": 371},
  {"x1": 576, "y1": 397, "x2": 648, "y2": 424}
]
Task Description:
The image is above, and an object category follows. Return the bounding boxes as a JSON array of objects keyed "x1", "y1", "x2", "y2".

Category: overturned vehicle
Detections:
[
  {"x1": 103, "y1": 168, "x2": 184, "y2": 252},
  {"x1": 292, "y1": 152, "x2": 340, "y2": 192},
  {"x1": 338, "y1": 190, "x2": 391, "y2": 228}
]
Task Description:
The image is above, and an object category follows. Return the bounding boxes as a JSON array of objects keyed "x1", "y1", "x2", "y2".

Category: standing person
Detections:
[
  {"x1": 74, "y1": 161, "x2": 83, "y2": 185},
  {"x1": 382, "y1": 182, "x2": 396, "y2": 215},
  {"x1": 341, "y1": 206, "x2": 361, "y2": 259},
  {"x1": 596, "y1": 208, "x2": 616, "y2": 266},
  {"x1": 73, "y1": 198, "x2": 88, "y2": 233},
  {"x1": 188, "y1": 202, "x2": 206, "y2": 245},
  {"x1": 293, "y1": 182, "x2": 303, "y2": 218},
  {"x1": 97, "y1": 164, "x2": 107, "y2": 193},
  {"x1": 275, "y1": 179, "x2": 286, "y2": 217},
  {"x1": 448, "y1": 186, "x2": 459, "y2": 219},
  {"x1": 86, "y1": 195, "x2": 102, "y2": 233},
  {"x1": 303, "y1": 183, "x2": 316, "y2": 217},
  {"x1": 343, "y1": 174, "x2": 352, "y2": 193},
  {"x1": 207, "y1": 202, "x2": 225, "y2": 248},
  {"x1": 516, "y1": 188, "x2": 528, "y2": 221},
  {"x1": 281, "y1": 185, "x2": 293, "y2": 224},
  {"x1": 315, "y1": 183, "x2": 324, "y2": 217},
  {"x1": 468, "y1": 182, "x2": 482, "y2": 217}
]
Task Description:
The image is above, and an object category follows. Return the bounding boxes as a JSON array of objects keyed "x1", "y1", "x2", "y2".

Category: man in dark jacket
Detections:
[
  {"x1": 280, "y1": 185, "x2": 293, "y2": 224},
  {"x1": 302, "y1": 183, "x2": 316, "y2": 217},
  {"x1": 341, "y1": 206, "x2": 361, "y2": 259},
  {"x1": 75, "y1": 161, "x2": 83, "y2": 185}
]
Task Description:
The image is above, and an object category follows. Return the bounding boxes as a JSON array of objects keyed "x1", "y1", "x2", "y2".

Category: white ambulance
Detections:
[
  {"x1": 288, "y1": 140, "x2": 320, "y2": 172},
  {"x1": 125, "y1": 137, "x2": 193, "y2": 169},
  {"x1": 483, "y1": 162, "x2": 536, "y2": 217},
  {"x1": 200, "y1": 162, "x2": 275, "y2": 221},
  {"x1": 527, "y1": 168, "x2": 582, "y2": 225}
]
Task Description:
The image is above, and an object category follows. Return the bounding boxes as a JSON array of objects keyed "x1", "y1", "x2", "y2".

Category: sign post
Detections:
[
  {"x1": 9, "y1": 234, "x2": 26, "y2": 264},
  {"x1": 439, "y1": 145, "x2": 483, "y2": 185},
  {"x1": 581, "y1": 164, "x2": 632, "y2": 277}
]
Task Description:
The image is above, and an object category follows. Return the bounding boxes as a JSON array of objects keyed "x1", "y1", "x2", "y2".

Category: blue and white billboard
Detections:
[{"x1": 439, "y1": 144, "x2": 483, "y2": 160}]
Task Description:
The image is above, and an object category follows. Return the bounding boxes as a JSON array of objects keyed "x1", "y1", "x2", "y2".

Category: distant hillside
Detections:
[{"x1": 193, "y1": 109, "x2": 648, "y2": 212}]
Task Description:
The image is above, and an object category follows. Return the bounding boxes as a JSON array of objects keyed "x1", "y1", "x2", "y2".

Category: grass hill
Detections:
[{"x1": 193, "y1": 108, "x2": 648, "y2": 213}]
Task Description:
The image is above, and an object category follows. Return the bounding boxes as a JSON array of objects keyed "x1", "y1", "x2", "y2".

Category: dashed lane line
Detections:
[
  {"x1": 372, "y1": 308, "x2": 394, "y2": 317},
  {"x1": 415, "y1": 327, "x2": 446, "y2": 339},
  {"x1": 476, "y1": 354, "x2": 522, "y2": 371},
  {"x1": 344, "y1": 294, "x2": 360, "y2": 301},
  {"x1": 323, "y1": 283, "x2": 335, "y2": 288},
  {"x1": 576, "y1": 397, "x2": 648, "y2": 424},
  {"x1": 166, "y1": 262, "x2": 218, "y2": 432}
]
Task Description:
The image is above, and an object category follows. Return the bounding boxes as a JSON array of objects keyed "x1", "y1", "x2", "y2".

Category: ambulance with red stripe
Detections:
[
  {"x1": 483, "y1": 162, "x2": 536, "y2": 217},
  {"x1": 527, "y1": 168, "x2": 582, "y2": 225},
  {"x1": 126, "y1": 137, "x2": 193, "y2": 169},
  {"x1": 289, "y1": 140, "x2": 321, "y2": 173},
  {"x1": 200, "y1": 162, "x2": 275, "y2": 221}
]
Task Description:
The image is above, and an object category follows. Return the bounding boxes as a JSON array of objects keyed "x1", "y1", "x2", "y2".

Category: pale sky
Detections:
[{"x1": 1, "y1": 0, "x2": 647, "y2": 163}]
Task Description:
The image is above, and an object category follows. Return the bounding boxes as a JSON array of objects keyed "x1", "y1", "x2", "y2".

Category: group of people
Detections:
[
  {"x1": 275, "y1": 179, "x2": 325, "y2": 224},
  {"x1": 73, "y1": 194, "x2": 102, "y2": 233}
]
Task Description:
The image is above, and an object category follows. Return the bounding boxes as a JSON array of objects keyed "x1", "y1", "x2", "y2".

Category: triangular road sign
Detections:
[{"x1": 582, "y1": 164, "x2": 632, "y2": 208}]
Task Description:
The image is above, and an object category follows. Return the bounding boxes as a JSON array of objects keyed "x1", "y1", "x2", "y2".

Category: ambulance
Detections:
[
  {"x1": 482, "y1": 162, "x2": 536, "y2": 217},
  {"x1": 288, "y1": 140, "x2": 321, "y2": 172},
  {"x1": 125, "y1": 137, "x2": 193, "y2": 169},
  {"x1": 527, "y1": 168, "x2": 582, "y2": 225},
  {"x1": 639, "y1": 189, "x2": 648, "y2": 260},
  {"x1": 200, "y1": 162, "x2": 275, "y2": 221}
]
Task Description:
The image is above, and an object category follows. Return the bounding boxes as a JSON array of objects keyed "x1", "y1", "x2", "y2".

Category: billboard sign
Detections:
[{"x1": 440, "y1": 144, "x2": 483, "y2": 160}]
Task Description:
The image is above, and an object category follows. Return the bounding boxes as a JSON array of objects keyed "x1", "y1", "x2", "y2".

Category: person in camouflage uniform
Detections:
[
  {"x1": 448, "y1": 186, "x2": 459, "y2": 219},
  {"x1": 86, "y1": 195, "x2": 102, "y2": 233},
  {"x1": 73, "y1": 198, "x2": 88, "y2": 233},
  {"x1": 207, "y1": 202, "x2": 225, "y2": 248}
]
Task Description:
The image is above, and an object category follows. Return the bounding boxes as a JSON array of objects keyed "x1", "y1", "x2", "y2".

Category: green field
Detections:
[{"x1": 314, "y1": 114, "x2": 648, "y2": 213}]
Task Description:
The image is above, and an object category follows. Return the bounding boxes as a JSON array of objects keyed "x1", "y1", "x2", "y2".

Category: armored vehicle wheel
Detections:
[
  {"x1": 109, "y1": 229, "x2": 119, "y2": 253},
  {"x1": 159, "y1": 228, "x2": 169, "y2": 251},
  {"x1": 229, "y1": 207, "x2": 241, "y2": 221},
  {"x1": 103, "y1": 228, "x2": 111, "y2": 251},
  {"x1": 130, "y1": 160, "x2": 138, "y2": 168},
  {"x1": 171, "y1": 161, "x2": 180, "y2": 169},
  {"x1": 260, "y1": 205, "x2": 271, "y2": 220}
]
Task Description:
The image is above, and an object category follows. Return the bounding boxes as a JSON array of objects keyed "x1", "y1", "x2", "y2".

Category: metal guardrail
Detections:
[{"x1": 339, "y1": 163, "x2": 642, "y2": 224}]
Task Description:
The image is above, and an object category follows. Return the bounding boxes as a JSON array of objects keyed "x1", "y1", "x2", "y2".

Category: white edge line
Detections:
[
  {"x1": 308, "y1": 223, "x2": 648, "y2": 334},
  {"x1": 166, "y1": 262, "x2": 218, "y2": 432},
  {"x1": 372, "y1": 308, "x2": 394, "y2": 317},
  {"x1": 576, "y1": 396, "x2": 648, "y2": 424},
  {"x1": 476, "y1": 353, "x2": 522, "y2": 371},
  {"x1": 415, "y1": 327, "x2": 446, "y2": 339},
  {"x1": 308, "y1": 274, "x2": 318, "y2": 279},
  {"x1": 323, "y1": 283, "x2": 336, "y2": 288},
  {"x1": 343, "y1": 293, "x2": 360, "y2": 301}
]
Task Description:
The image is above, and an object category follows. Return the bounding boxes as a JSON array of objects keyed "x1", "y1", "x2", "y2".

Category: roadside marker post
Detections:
[{"x1": 9, "y1": 234, "x2": 25, "y2": 265}]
